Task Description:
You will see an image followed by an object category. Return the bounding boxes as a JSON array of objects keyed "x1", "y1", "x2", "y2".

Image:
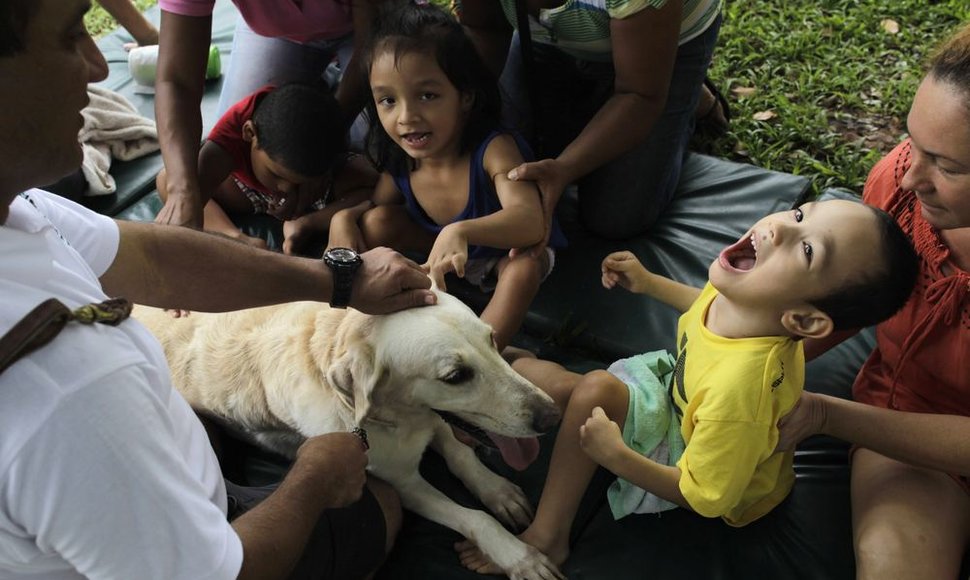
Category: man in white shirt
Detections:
[{"x1": 0, "y1": 1, "x2": 435, "y2": 578}]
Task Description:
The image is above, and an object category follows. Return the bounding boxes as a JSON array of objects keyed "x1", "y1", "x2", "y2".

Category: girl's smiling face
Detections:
[{"x1": 369, "y1": 46, "x2": 474, "y2": 163}]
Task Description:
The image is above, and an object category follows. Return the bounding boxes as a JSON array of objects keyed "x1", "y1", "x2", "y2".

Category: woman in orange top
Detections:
[{"x1": 778, "y1": 23, "x2": 970, "y2": 580}]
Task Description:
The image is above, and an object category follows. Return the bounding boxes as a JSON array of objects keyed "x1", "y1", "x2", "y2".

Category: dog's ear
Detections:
[{"x1": 328, "y1": 341, "x2": 384, "y2": 426}]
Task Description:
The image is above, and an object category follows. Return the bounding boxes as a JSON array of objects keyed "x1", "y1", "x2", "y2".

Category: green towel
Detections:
[{"x1": 606, "y1": 350, "x2": 686, "y2": 519}]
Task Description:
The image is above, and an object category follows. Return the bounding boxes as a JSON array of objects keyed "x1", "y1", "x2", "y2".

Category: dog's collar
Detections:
[{"x1": 433, "y1": 410, "x2": 497, "y2": 449}]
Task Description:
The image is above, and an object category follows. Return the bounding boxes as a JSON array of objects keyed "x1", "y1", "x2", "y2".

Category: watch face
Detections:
[{"x1": 328, "y1": 247, "x2": 359, "y2": 264}]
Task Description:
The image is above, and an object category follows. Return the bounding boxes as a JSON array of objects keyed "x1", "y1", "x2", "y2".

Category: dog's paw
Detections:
[{"x1": 479, "y1": 478, "x2": 533, "y2": 530}]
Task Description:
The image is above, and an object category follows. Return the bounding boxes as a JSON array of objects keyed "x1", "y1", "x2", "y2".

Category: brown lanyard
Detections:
[{"x1": 0, "y1": 298, "x2": 132, "y2": 375}]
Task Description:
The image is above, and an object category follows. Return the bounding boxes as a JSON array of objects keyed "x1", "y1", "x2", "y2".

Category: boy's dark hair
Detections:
[
  {"x1": 360, "y1": 1, "x2": 502, "y2": 173},
  {"x1": 251, "y1": 82, "x2": 345, "y2": 178},
  {"x1": 808, "y1": 205, "x2": 919, "y2": 330},
  {"x1": 0, "y1": 0, "x2": 37, "y2": 57}
]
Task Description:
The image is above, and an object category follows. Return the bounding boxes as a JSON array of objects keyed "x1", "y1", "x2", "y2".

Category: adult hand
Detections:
[
  {"x1": 155, "y1": 188, "x2": 204, "y2": 229},
  {"x1": 350, "y1": 246, "x2": 436, "y2": 314},
  {"x1": 422, "y1": 224, "x2": 468, "y2": 292},
  {"x1": 579, "y1": 406, "x2": 627, "y2": 469},
  {"x1": 601, "y1": 251, "x2": 651, "y2": 293},
  {"x1": 507, "y1": 158, "x2": 568, "y2": 259},
  {"x1": 775, "y1": 391, "x2": 826, "y2": 452},
  {"x1": 295, "y1": 432, "x2": 369, "y2": 510}
]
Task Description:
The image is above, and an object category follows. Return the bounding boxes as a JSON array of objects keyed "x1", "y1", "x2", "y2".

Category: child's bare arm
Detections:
[
  {"x1": 580, "y1": 407, "x2": 690, "y2": 508},
  {"x1": 601, "y1": 251, "x2": 700, "y2": 313},
  {"x1": 327, "y1": 173, "x2": 400, "y2": 251},
  {"x1": 449, "y1": 133, "x2": 544, "y2": 249}
]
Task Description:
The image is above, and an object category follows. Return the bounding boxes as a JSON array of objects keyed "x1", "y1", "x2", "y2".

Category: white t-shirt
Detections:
[{"x1": 0, "y1": 190, "x2": 243, "y2": 579}]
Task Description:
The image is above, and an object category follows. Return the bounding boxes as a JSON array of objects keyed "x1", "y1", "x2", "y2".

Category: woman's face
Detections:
[{"x1": 902, "y1": 74, "x2": 970, "y2": 230}]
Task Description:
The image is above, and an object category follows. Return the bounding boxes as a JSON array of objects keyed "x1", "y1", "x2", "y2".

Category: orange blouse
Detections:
[{"x1": 854, "y1": 140, "x2": 970, "y2": 414}]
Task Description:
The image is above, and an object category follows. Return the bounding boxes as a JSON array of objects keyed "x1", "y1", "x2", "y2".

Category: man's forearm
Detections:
[{"x1": 102, "y1": 221, "x2": 332, "y2": 311}]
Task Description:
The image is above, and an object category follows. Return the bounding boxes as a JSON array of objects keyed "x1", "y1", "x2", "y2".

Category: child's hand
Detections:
[
  {"x1": 283, "y1": 218, "x2": 314, "y2": 256},
  {"x1": 327, "y1": 202, "x2": 371, "y2": 253},
  {"x1": 580, "y1": 407, "x2": 627, "y2": 469},
  {"x1": 601, "y1": 251, "x2": 652, "y2": 294},
  {"x1": 423, "y1": 224, "x2": 468, "y2": 291}
]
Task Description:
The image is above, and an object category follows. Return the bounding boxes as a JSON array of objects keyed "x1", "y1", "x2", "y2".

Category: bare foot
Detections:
[{"x1": 455, "y1": 527, "x2": 569, "y2": 575}]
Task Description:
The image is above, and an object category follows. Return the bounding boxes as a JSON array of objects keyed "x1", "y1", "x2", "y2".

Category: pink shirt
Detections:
[{"x1": 159, "y1": 0, "x2": 353, "y2": 43}]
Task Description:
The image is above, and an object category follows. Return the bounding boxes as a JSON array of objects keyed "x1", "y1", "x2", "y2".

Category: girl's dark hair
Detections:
[
  {"x1": 251, "y1": 82, "x2": 345, "y2": 178},
  {"x1": 928, "y1": 23, "x2": 970, "y2": 115},
  {"x1": 807, "y1": 205, "x2": 919, "y2": 331},
  {"x1": 360, "y1": 1, "x2": 502, "y2": 173}
]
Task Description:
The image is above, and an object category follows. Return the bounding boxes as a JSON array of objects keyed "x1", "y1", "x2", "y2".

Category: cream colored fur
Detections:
[{"x1": 135, "y1": 291, "x2": 562, "y2": 580}]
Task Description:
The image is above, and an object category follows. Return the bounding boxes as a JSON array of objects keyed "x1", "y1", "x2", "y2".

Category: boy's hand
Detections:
[
  {"x1": 601, "y1": 251, "x2": 651, "y2": 294},
  {"x1": 580, "y1": 406, "x2": 627, "y2": 470},
  {"x1": 423, "y1": 224, "x2": 468, "y2": 292}
]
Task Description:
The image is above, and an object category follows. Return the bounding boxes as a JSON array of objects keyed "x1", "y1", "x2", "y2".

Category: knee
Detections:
[
  {"x1": 501, "y1": 255, "x2": 543, "y2": 287},
  {"x1": 367, "y1": 477, "x2": 402, "y2": 554},
  {"x1": 358, "y1": 206, "x2": 398, "y2": 246},
  {"x1": 572, "y1": 370, "x2": 628, "y2": 415}
]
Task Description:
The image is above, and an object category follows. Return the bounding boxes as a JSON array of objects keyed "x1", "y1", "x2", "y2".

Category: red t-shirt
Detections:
[
  {"x1": 854, "y1": 140, "x2": 970, "y2": 415},
  {"x1": 207, "y1": 85, "x2": 275, "y2": 199}
]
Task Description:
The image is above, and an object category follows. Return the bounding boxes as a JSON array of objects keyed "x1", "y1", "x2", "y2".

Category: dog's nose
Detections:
[{"x1": 532, "y1": 405, "x2": 560, "y2": 433}]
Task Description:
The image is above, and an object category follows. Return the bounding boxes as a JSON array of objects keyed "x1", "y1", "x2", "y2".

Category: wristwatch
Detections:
[{"x1": 323, "y1": 247, "x2": 362, "y2": 308}]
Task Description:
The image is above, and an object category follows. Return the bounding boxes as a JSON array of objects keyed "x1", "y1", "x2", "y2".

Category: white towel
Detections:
[{"x1": 79, "y1": 85, "x2": 159, "y2": 196}]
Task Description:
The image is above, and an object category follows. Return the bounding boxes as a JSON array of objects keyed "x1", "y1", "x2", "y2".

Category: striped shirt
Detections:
[{"x1": 497, "y1": 0, "x2": 722, "y2": 62}]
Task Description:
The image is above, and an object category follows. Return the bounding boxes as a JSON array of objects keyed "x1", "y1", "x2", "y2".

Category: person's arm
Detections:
[
  {"x1": 601, "y1": 251, "x2": 700, "y2": 312},
  {"x1": 802, "y1": 328, "x2": 860, "y2": 361},
  {"x1": 508, "y1": 3, "x2": 682, "y2": 217},
  {"x1": 333, "y1": 0, "x2": 380, "y2": 129},
  {"x1": 100, "y1": 220, "x2": 434, "y2": 314},
  {"x1": 327, "y1": 172, "x2": 401, "y2": 251},
  {"x1": 777, "y1": 391, "x2": 970, "y2": 476},
  {"x1": 580, "y1": 407, "x2": 689, "y2": 508},
  {"x1": 97, "y1": 0, "x2": 159, "y2": 46},
  {"x1": 282, "y1": 187, "x2": 373, "y2": 256},
  {"x1": 154, "y1": 9, "x2": 213, "y2": 228},
  {"x1": 456, "y1": 0, "x2": 513, "y2": 78},
  {"x1": 232, "y1": 433, "x2": 369, "y2": 580}
]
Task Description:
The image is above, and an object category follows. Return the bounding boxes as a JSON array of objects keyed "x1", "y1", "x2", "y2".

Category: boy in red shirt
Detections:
[{"x1": 158, "y1": 83, "x2": 374, "y2": 255}]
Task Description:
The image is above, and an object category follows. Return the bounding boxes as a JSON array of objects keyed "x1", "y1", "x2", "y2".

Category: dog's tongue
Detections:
[{"x1": 486, "y1": 432, "x2": 539, "y2": 471}]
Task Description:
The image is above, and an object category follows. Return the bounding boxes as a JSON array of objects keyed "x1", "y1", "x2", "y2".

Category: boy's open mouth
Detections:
[{"x1": 719, "y1": 232, "x2": 758, "y2": 272}]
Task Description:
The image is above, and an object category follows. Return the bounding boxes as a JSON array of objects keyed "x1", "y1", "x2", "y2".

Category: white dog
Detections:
[{"x1": 135, "y1": 291, "x2": 563, "y2": 580}]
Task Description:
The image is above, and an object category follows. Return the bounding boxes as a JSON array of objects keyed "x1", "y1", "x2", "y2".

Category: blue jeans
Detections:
[
  {"x1": 217, "y1": 16, "x2": 355, "y2": 115},
  {"x1": 500, "y1": 15, "x2": 722, "y2": 239}
]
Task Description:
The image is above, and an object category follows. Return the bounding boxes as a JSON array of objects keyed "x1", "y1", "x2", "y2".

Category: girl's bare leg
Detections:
[
  {"x1": 456, "y1": 369, "x2": 630, "y2": 571},
  {"x1": 358, "y1": 204, "x2": 436, "y2": 252},
  {"x1": 851, "y1": 448, "x2": 970, "y2": 580}
]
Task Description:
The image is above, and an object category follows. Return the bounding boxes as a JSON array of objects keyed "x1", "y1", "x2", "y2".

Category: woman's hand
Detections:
[
  {"x1": 775, "y1": 391, "x2": 827, "y2": 452},
  {"x1": 507, "y1": 158, "x2": 568, "y2": 259},
  {"x1": 423, "y1": 223, "x2": 468, "y2": 291}
]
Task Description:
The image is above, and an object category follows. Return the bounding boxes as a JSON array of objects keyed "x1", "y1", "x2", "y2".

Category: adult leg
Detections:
[
  {"x1": 482, "y1": 254, "x2": 545, "y2": 352},
  {"x1": 216, "y1": 18, "x2": 349, "y2": 115},
  {"x1": 852, "y1": 448, "x2": 970, "y2": 580},
  {"x1": 457, "y1": 370, "x2": 630, "y2": 570},
  {"x1": 578, "y1": 16, "x2": 722, "y2": 239}
]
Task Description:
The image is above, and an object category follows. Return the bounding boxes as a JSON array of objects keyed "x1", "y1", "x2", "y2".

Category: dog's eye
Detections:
[{"x1": 442, "y1": 366, "x2": 474, "y2": 385}]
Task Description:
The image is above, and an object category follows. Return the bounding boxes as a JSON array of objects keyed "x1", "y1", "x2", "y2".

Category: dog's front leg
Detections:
[
  {"x1": 395, "y1": 474, "x2": 561, "y2": 580},
  {"x1": 430, "y1": 420, "x2": 534, "y2": 530}
]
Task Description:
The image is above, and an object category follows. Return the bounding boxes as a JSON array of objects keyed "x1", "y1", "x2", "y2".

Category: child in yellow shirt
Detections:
[{"x1": 457, "y1": 199, "x2": 919, "y2": 572}]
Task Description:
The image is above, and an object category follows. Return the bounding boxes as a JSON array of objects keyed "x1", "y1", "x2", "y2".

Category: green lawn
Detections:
[{"x1": 86, "y1": 1, "x2": 970, "y2": 197}]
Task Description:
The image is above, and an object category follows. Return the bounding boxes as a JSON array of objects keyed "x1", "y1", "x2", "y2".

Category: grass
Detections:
[
  {"x1": 87, "y1": 1, "x2": 970, "y2": 197},
  {"x1": 85, "y1": 1, "x2": 158, "y2": 39}
]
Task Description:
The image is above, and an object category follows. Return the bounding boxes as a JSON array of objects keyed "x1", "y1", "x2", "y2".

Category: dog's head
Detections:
[{"x1": 325, "y1": 290, "x2": 559, "y2": 440}]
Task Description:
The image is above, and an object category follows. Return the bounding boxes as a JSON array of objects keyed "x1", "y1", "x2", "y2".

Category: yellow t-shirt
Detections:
[{"x1": 672, "y1": 283, "x2": 802, "y2": 526}]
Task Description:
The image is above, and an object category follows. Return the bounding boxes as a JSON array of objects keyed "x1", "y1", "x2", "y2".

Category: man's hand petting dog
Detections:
[{"x1": 352, "y1": 247, "x2": 437, "y2": 314}]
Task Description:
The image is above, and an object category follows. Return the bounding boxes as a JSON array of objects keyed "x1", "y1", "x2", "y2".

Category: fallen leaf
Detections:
[
  {"x1": 732, "y1": 86, "x2": 757, "y2": 97},
  {"x1": 752, "y1": 110, "x2": 777, "y2": 121},
  {"x1": 881, "y1": 19, "x2": 899, "y2": 34}
]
